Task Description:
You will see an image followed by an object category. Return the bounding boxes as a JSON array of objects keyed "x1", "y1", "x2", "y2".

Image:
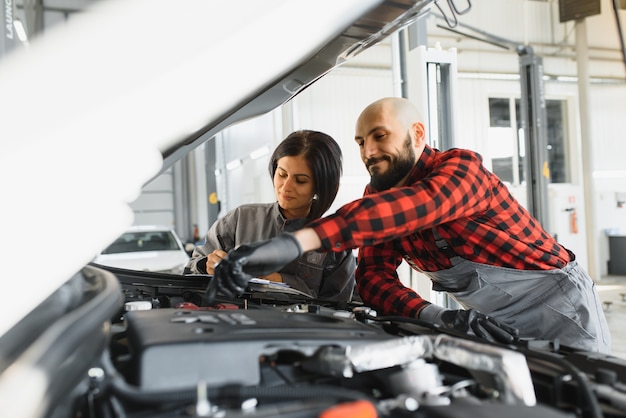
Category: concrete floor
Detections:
[{"x1": 596, "y1": 275, "x2": 626, "y2": 358}]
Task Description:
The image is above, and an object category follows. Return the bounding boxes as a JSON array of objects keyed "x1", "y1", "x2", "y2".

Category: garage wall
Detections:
[
  {"x1": 213, "y1": 109, "x2": 283, "y2": 213},
  {"x1": 130, "y1": 168, "x2": 176, "y2": 227}
]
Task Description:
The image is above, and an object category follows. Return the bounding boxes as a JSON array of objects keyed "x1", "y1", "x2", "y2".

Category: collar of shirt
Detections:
[{"x1": 273, "y1": 201, "x2": 310, "y2": 232}]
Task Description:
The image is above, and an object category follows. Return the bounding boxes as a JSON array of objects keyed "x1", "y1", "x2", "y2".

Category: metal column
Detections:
[
  {"x1": 403, "y1": 34, "x2": 460, "y2": 309},
  {"x1": 575, "y1": 19, "x2": 600, "y2": 280},
  {"x1": 204, "y1": 138, "x2": 219, "y2": 229},
  {"x1": 405, "y1": 44, "x2": 458, "y2": 151},
  {"x1": 518, "y1": 46, "x2": 551, "y2": 232}
]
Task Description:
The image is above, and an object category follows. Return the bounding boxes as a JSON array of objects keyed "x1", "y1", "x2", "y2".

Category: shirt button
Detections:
[{"x1": 335, "y1": 243, "x2": 342, "y2": 249}]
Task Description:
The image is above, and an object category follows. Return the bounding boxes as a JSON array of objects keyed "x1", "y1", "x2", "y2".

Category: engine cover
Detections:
[{"x1": 124, "y1": 307, "x2": 391, "y2": 390}]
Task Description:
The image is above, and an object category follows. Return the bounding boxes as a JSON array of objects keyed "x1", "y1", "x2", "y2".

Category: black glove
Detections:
[
  {"x1": 440, "y1": 309, "x2": 519, "y2": 344},
  {"x1": 204, "y1": 233, "x2": 303, "y2": 303}
]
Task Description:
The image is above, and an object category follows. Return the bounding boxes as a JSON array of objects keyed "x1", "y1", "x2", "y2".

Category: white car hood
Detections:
[
  {"x1": 0, "y1": 0, "x2": 433, "y2": 336},
  {"x1": 93, "y1": 252, "x2": 189, "y2": 273}
]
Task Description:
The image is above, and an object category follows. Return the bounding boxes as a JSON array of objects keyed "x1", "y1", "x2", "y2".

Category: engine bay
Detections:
[{"x1": 64, "y1": 266, "x2": 626, "y2": 418}]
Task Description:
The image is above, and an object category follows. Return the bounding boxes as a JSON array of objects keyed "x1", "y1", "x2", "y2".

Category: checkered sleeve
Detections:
[{"x1": 309, "y1": 149, "x2": 494, "y2": 251}]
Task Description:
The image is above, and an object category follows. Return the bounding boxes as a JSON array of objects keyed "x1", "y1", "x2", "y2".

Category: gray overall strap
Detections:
[{"x1": 432, "y1": 228, "x2": 464, "y2": 266}]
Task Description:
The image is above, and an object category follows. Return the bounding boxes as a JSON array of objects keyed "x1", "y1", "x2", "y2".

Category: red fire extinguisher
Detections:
[{"x1": 569, "y1": 209, "x2": 578, "y2": 234}]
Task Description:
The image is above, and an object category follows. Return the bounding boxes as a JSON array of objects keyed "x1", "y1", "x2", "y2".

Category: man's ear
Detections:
[{"x1": 412, "y1": 122, "x2": 426, "y2": 146}]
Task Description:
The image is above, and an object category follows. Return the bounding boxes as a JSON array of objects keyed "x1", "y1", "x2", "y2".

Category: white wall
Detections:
[
  {"x1": 130, "y1": 169, "x2": 176, "y2": 227},
  {"x1": 214, "y1": 110, "x2": 283, "y2": 214},
  {"x1": 588, "y1": 83, "x2": 626, "y2": 275}
]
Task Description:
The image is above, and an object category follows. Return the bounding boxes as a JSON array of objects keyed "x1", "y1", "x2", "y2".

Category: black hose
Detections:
[
  {"x1": 109, "y1": 378, "x2": 372, "y2": 407},
  {"x1": 101, "y1": 348, "x2": 373, "y2": 407},
  {"x1": 522, "y1": 353, "x2": 604, "y2": 418}
]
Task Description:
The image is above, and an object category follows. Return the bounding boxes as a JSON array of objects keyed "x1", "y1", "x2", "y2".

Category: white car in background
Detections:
[{"x1": 92, "y1": 225, "x2": 189, "y2": 274}]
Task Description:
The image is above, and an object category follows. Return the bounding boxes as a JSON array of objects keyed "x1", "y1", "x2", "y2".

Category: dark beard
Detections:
[{"x1": 368, "y1": 136, "x2": 415, "y2": 191}]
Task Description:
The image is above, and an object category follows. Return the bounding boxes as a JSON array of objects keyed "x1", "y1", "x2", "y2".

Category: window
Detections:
[
  {"x1": 487, "y1": 97, "x2": 569, "y2": 185},
  {"x1": 544, "y1": 100, "x2": 569, "y2": 183}
]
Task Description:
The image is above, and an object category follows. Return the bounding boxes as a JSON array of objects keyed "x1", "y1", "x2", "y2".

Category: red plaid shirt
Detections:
[{"x1": 308, "y1": 145, "x2": 571, "y2": 318}]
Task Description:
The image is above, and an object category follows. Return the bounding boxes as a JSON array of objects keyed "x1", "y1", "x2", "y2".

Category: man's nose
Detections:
[{"x1": 362, "y1": 139, "x2": 378, "y2": 159}]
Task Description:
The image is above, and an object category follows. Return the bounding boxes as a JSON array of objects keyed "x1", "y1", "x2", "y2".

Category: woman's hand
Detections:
[
  {"x1": 205, "y1": 233, "x2": 302, "y2": 302},
  {"x1": 205, "y1": 249, "x2": 227, "y2": 275}
]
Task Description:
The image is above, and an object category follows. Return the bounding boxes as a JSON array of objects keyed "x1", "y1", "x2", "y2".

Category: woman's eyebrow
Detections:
[{"x1": 277, "y1": 166, "x2": 311, "y2": 179}]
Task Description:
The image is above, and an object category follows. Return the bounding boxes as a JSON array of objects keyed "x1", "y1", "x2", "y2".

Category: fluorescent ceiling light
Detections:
[
  {"x1": 14, "y1": 20, "x2": 28, "y2": 43},
  {"x1": 250, "y1": 146, "x2": 270, "y2": 160},
  {"x1": 226, "y1": 159, "x2": 242, "y2": 170},
  {"x1": 593, "y1": 170, "x2": 626, "y2": 179}
]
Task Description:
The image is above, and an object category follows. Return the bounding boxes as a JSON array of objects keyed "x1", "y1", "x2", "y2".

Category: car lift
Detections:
[{"x1": 403, "y1": 14, "x2": 552, "y2": 230}]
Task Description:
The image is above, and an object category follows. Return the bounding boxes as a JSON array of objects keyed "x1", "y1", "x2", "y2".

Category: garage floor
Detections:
[{"x1": 596, "y1": 275, "x2": 626, "y2": 358}]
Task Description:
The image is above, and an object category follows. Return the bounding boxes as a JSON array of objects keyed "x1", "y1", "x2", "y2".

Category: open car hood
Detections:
[
  {"x1": 4, "y1": 3, "x2": 626, "y2": 418},
  {"x1": 0, "y1": 0, "x2": 433, "y2": 336}
]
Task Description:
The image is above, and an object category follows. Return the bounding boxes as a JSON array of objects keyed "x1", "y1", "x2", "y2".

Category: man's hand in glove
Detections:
[
  {"x1": 204, "y1": 233, "x2": 303, "y2": 303},
  {"x1": 440, "y1": 309, "x2": 519, "y2": 344}
]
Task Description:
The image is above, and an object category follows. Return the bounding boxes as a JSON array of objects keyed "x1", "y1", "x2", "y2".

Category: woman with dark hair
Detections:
[{"x1": 186, "y1": 130, "x2": 355, "y2": 301}]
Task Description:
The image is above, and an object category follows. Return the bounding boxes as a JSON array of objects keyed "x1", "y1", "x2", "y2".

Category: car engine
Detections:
[{"x1": 19, "y1": 265, "x2": 626, "y2": 418}]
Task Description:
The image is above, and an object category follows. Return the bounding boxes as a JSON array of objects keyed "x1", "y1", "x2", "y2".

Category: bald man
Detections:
[{"x1": 209, "y1": 97, "x2": 611, "y2": 353}]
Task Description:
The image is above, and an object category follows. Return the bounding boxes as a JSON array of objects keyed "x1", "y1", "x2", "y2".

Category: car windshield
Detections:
[{"x1": 101, "y1": 231, "x2": 180, "y2": 254}]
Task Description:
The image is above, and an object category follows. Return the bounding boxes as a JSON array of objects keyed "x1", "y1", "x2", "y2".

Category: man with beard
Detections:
[{"x1": 208, "y1": 97, "x2": 611, "y2": 353}]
